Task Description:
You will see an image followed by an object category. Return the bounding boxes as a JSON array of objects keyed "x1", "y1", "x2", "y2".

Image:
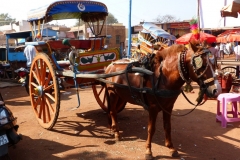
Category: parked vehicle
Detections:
[
  {"x1": 14, "y1": 67, "x2": 30, "y2": 94},
  {"x1": 0, "y1": 93, "x2": 22, "y2": 159}
]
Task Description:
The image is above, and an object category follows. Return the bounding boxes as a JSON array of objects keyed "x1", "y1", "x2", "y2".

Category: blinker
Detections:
[{"x1": 193, "y1": 56, "x2": 203, "y2": 70}]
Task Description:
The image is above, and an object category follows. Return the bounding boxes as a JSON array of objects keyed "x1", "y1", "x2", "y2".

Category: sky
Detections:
[{"x1": 0, "y1": 0, "x2": 197, "y2": 28}]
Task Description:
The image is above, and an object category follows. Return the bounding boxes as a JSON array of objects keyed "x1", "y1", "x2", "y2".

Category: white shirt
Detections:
[
  {"x1": 219, "y1": 43, "x2": 225, "y2": 50},
  {"x1": 24, "y1": 45, "x2": 36, "y2": 67},
  {"x1": 225, "y1": 43, "x2": 232, "y2": 54},
  {"x1": 234, "y1": 45, "x2": 240, "y2": 55}
]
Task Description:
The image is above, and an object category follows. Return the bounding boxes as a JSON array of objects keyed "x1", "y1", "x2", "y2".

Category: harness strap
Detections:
[
  {"x1": 125, "y1": 62, "x2": 149, "y2": 110},
  {"x1": 178, "y1": 50, "x2": 191, "y2": 83},
  {"x1": 203, "y1": 77, "x2": 214, "y2": 84}
]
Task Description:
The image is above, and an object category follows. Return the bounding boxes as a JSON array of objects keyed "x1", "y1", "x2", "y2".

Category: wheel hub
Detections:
[{"x1": 34, "y1": 86, "x2": 43, "y2": 96}]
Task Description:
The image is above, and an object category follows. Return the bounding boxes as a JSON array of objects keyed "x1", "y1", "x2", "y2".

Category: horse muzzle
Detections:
[{"x1": 206, "y1": 79, "x2": 222, "y2": 98}]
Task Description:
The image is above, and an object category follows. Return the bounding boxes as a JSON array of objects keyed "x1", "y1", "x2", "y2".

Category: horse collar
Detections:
[{"x1": 178, "y1": 50, "x2": 191, "y2": 83}]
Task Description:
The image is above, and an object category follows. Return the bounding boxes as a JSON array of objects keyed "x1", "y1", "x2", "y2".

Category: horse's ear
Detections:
[{"x1": 188, "y1": 40, "x2": 198, "y2": 52}]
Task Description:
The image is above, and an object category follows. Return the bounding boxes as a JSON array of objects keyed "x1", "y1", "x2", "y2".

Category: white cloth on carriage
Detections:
[{"x1": 24, "y1": 45, "x2": 36, "y2": 67}]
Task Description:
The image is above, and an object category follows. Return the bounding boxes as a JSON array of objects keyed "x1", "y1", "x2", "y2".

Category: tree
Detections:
[
  {"x1": 0, "y1": 13, "x2": 15, "y2": 26},
  {"x1": 154, "y1": 14, "x2": 180, "y2": 23},
  {"x1": 74, "y1": 12, "x2": 118, "y2": 26},
  {"x1": 106, "y1": 13, "x2": 118, "y2": 24}
]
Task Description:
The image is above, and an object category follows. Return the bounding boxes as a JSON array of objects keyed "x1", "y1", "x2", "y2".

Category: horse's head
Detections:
[{"x1": 186, "y1": 41, "x2": 221, "y2": 98}]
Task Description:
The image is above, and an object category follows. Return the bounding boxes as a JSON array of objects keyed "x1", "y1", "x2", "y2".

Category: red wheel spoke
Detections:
[
  {"x1": 44, "y1": 96, "x2": 51, "y2": 121},
  {"x1": 44, "y1": 72, "x2": 52, "y2": 87},
  {"x1": 33, "y1": 97, "x2": 41, "y2": 116},
  {"x1": 38, "y1": 98, "x2": 43, "y2": 119},
  {"x1": 44, "y1": 84, "x2": 54, "y2": 92},
  {"x1": 42, "y1": 97, "x2": 46, "y2": 123},
  {"x1": 45, "y1": 93, "x2": 56, "y2": 102},
  {"x1": 32, "y1": 70, "x2": 40, "y2": 85},
  {"x1": 98, "y1": 87, "x2": 104, "y2": 96},
  {"x1": 102, "y1": 91, "x2": 106, "y2": 105},
  {"x1": 41, "y1": 62, "x2": 47, "y2": 86},
  {"x1": 45, "y1": 96, "x2": 55, "y2": 114},
  {"x1": 34, "y1": 61, "x2": 41, "y2": 84},
  {"x1": 31, "y1": 82, "x2": 38, "y2": 88}
]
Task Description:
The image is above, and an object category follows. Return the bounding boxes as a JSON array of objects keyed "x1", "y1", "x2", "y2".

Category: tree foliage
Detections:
[
  {"x1": 154, "y1": 14, "x2": 180, "y2": 23},
  {"x1": 0, "y1": 13, "x2": 15, "y2": 26},
  {"x1": 106, "y1": 13, "x2": 118, "y2": 24}
]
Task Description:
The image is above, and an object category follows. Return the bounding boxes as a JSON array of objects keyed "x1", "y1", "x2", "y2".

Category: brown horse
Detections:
[{"x1": 103, "y1": 41, "x2": 221, "y2": 159}]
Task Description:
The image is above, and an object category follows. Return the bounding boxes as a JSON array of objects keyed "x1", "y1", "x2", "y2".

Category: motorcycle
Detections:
[
  {"x1": 14, "y1": 67, "x2": 29, "y2": 94},
  {"x1": 15, "y1": 67, "x2": 67, "y2": 93},
  {"x1": 0, "y1": 92, "x2": 22, "y2": 158}
]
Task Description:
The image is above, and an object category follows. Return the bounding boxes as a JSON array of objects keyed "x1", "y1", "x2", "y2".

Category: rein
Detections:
[
  {"x1": 178, "y1": 49, "x2": 210, "y2": 106},
  {"x1": 123, "y1": 56, "x2": 202, "y2": 117}
]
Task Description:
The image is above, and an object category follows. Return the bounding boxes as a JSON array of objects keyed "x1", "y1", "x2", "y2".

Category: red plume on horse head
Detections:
[{"x1": 190, "y1": 18, "x2": 200, "y2": 40}]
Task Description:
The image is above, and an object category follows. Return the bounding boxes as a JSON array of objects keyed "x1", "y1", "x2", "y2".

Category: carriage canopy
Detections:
[
  {"x1": 27, "y1": 0, "x2": 108, "y2": 24},
  {"x1": 141, "y1": 22, "x2": 176, "y2": 40}
]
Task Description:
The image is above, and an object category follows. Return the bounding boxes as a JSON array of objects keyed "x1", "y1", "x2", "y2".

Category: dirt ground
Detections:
[{"x1": 1, "y1": 82, "x2": 240, "y2": 160}]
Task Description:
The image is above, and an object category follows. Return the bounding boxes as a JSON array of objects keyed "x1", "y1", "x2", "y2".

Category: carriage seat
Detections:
[
  {"x1": 47, "y1": 39, "x2": 104, "y2": 70},
  {"x1": 47, "y1": 40, "x2": 92, "y2": 51}
]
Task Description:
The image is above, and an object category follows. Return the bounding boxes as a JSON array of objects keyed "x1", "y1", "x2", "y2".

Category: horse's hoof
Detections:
[
  {"x1": 145, "y1": 154, "x2": 153, "y2": 160},
  {"x1": 170, "y1": 150, "x2": 179, "y2": 157}
]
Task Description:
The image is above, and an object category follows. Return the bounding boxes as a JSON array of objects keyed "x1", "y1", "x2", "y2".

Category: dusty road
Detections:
[{"x1": 1, "y1": 83, "x2": 240, "y2": 160}]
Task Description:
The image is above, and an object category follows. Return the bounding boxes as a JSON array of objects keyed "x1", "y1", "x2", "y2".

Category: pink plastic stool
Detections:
[{"x1": 216, "y1": 93, "x2": 240, "y2": 128}]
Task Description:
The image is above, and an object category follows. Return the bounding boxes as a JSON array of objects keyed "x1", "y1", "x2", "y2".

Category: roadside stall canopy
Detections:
[
  {"x1": 216, "y1": 29, "x2": 240, "y2": 42},
  {"x1": 176, "y1": 32, "x2": 216, "y2": 44}
]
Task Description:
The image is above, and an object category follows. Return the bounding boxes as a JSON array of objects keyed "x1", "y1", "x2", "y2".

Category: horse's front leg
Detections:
[
  {"x1": 162, "y1": 106, "x2": 179, "y2": 157},
  {"x1": 145, "y1": 109, "x2": 158, "y2": 160}
]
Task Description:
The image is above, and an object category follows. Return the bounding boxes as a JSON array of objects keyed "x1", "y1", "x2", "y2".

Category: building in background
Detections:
[{"x1": 68, "y1": 23, "x2": 125, "y2": 49}]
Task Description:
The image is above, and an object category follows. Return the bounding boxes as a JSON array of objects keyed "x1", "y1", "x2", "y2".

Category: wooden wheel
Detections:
[
  {"x1": 92, "y1": 84, "x2": 126, "y2": 113},
  {"x1": 29, "y1": 53, "x2": 60, "y2": 129}
]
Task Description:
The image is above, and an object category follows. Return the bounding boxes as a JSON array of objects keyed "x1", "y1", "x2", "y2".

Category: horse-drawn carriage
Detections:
[
  {"x1": 131, "y1": 22, "x2": 176, "y2": 59},
  {"x1": 26, "y1": 0, "x2": 124, "y2": 129},
  {"x1": 24, "y1": 1, "x2": 221, "y2": 159}
]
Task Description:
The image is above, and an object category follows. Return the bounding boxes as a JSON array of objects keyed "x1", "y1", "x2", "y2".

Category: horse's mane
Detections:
[{"x1": 155, "y1": 44, "x2": 186, "y2": 63}]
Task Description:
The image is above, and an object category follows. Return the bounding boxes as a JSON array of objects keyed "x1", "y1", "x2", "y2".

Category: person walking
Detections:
[
  {"x1": 208, "y1": 43, "x2": 218, "y2": 69},
  {"x1": 219, "y1": 43, "x2": 225, "y2": 59},
  {"x1": 234, "y1": 41, "x2": 240, "y2": 61},
  {"x1": 215, "y1": 43, "x2": 220, "y2": 59}
]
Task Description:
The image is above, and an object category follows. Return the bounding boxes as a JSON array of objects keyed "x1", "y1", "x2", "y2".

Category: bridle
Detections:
[
  {"x1": 178, "y1": 47, "x2": 215, "y2": 107},
  {"x1": 178, "y1": 48, "x2": 215, "y2": 87}
]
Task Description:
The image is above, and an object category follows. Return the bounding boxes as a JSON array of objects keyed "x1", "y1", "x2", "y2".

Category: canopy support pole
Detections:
[{"x1": 41, "y1": 19, "x2": 45, "y2": 39}]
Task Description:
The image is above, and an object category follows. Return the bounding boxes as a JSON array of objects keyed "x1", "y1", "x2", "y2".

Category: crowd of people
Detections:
[{"x1": 211, "y1": 42, "x2": 240, "y2": 61}]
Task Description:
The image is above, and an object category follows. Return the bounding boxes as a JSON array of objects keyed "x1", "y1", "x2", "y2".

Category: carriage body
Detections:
[
  {"x1": 26, "y1": 0, "x2": 122, "y2": 129},
  {"x1": 132, "y1": 22, "x2": 176, "y2": 59}
]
